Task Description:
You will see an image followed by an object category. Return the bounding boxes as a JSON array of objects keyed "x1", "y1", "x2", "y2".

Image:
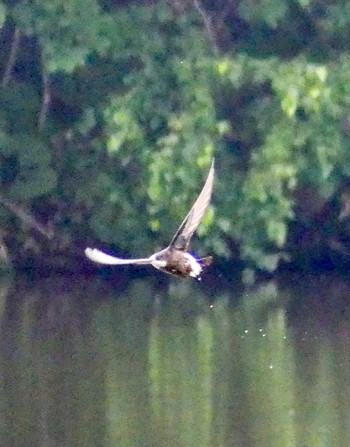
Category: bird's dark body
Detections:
[{"x1": 154, "y1": 247, "x2": 213, "y2": 278}]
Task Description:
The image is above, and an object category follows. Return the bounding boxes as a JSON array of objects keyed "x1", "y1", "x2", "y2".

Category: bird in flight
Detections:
[{"x1": 85, "y1": 158, "x2": 215, "y2": 279}]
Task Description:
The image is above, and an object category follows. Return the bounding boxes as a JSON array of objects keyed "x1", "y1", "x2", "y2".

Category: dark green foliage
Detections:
[
  {"x1": 1, "y1": 0, "x2": 350, "y2": 274},
  {"x1": 0, "y1": 132, "x2": 56, "y2": 199},
  {"x1": 13, "y1": 0, "x2": 110, "y2": 73}
]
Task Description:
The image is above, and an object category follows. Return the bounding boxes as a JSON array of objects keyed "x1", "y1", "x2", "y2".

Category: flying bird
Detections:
[{"x1": 85, "y1": 158, "x2": 215, "y2": 279}]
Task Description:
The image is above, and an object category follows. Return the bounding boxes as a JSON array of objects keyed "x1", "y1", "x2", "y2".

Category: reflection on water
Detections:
[{"x1": 0, "y1": 274, "x2": 349, "y2": 446}]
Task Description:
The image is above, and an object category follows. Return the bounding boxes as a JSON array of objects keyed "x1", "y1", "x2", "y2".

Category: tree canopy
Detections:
[{"x1": 1, "y1": 0, "x2": 350, "y2": 277}]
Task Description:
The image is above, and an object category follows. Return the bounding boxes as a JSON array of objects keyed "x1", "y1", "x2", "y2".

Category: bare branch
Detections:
[
  {"x1": 38, "y1": 53, "x2": 51, "y2": 131},
  {"x1": 2, "y1": 27, "x2": 21, "y2": 87},
  {"x1": 192, "y1": 0, "x2": 219, "y2": 54},
  {"x1": 0, "y1": 194, "x2": 54, "y2": 240}
]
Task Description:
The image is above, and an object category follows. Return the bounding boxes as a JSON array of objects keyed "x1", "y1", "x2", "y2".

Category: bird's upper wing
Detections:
[
  {"x1": 169, "y1": 158, "x2": 215, "y2": 251},
  {"x1": 85, "y1": 248, "x2": 153, "y2": 265}
]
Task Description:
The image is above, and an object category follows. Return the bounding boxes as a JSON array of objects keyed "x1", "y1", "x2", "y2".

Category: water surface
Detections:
[{"x1": 0, "y1": 273, "x2": 349, "y2": 447}]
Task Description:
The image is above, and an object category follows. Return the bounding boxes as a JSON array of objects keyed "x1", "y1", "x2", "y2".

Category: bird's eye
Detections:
[{"x1": 154, "y1": 252, "x2": 165, "y2": 261}]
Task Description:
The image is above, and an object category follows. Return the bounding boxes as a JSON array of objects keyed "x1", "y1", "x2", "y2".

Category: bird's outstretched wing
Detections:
[
  {"x1": 169, "y1": 158, "x2": 215, "y2": 251},
  {"x1": 85, "y1": 248, "x2": 153, "y2": 265}
]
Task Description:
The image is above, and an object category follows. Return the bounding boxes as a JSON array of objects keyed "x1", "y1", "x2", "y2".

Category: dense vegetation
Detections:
[{"x1": 1, "y1": 0, "x2": 350, "y2": 277}]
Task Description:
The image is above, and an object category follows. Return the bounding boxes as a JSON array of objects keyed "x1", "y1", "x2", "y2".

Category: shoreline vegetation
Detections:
[{"x1": 1, "y1": 1, "x2": 350, "y2": 279}]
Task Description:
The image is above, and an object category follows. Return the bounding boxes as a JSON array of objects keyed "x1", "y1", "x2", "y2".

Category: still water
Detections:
[{"x1": 0, "y1": 273, "x2": 349, "y2": 447}]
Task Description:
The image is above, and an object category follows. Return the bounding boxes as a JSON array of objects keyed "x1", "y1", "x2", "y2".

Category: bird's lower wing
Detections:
[{"x1": 85, "y1": 248, "x2": 152, "y2": 265}]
